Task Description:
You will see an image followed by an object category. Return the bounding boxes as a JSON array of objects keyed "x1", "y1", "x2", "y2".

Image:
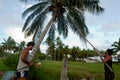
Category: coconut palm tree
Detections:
[
  {"x1": 20, "y1": 0, "x2": 104, "y2": 79},
  {"x1": 111, "y1": 38, "x2": 120, "y2": 53},
  {"x1": 16, "y1": 41, "x2": 26, "y2": 54},
  {"x1": 20, "y1": 0, "x2": 104, "y2": 56},
  {"x1": 111, "y1": 38, "x2": 120, "y2": 62},
  {"x1": 71, "y1": 46, "x2": 80, "y2": 61},
  {"x1": 56, "y1": 37, "x2": 65, "y2": 60},
  {"x1": 44, "y1": 37, "x2": 56, "y2": 60},
  {"x1": 1, "y1": 36, "x2": 16, "y2": 54}
]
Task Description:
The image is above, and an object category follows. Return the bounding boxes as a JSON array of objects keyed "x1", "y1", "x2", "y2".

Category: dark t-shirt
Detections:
[{"x1": 104, "y1": 60, "x2": 113, "y2": 72}]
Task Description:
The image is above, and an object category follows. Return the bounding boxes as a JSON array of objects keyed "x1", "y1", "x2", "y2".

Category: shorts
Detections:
[
  {"x1": 105, "y1": 71, "x2": 114, "y2": 80},
  {"x1": 16, "y1": 71, "x2": 28, "y2": 78}
]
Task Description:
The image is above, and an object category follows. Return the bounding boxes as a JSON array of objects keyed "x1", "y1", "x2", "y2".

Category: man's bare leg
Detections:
[{"x1": 20, "y1": 77, "x2": 26, "y2": 80}]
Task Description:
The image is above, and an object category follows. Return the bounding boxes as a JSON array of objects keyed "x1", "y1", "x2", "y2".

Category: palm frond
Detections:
[
  {"x1": 48, "y1": 23, "x2": 56, "y2": 41},
  {"x1": 111, "y1": 38, "x2": 120, "y2": 53},
  {"x1": 83, "y1": 0, "x2": 104, "y2": 14},
  {"x1": 22, "y1": 2, "x2": 49, "y2": 31},
  {"x1": 67, "y1": 7, "x2": 89, "y2": 37},
  {"x1": 57, "y1": 14, "x2": 68, "y2": 38},
  {"x1": 24, "y1": 27, "x2": 32, "y2": 37},
  {"x1": 32, "y1": 25, "x2": 42, "y2": 42},
  {"x1": 65, "y1": 0, "x2": 104, "y2": 15},
  {"x1": 24, "y1": 7, "x2": 49, "y2": 37},
  {"x1": 22, "y1": 2, "x2": 48, "y2": 18},
  {"x1": 64, "y1": 0, "x2": 82, "y2": 7},
  {"x1": 112, "y1": 42, "x2": 119, "y2": 47}
]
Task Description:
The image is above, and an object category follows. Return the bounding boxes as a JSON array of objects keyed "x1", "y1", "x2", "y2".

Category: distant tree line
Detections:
[{"x1": 0, "y1": 36, "x2": 119, "y2": 61}]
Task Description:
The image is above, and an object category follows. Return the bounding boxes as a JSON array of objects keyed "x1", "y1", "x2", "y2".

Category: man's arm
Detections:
[{"x1": 21, "y1": 49, "x2": 32, "y2": 66}]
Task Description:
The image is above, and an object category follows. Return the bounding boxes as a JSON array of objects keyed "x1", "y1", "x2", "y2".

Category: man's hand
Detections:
[
  {"x1": 34, "y1": 62, "x2": 41, "y2": 67},
  {"x1": 29, "y1": 61, "x2": 34, "y2": 66}
]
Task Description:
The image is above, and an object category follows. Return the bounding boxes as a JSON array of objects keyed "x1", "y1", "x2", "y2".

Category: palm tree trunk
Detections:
[
  {"x1": 30, "y1": 15, "x2": 56, "y2": 61},
  {"x1": 54, "y1": 51, "x2": 56, "y2": 60},
  {"x1": 60, "y1": 54, "x2": 68, "y2": 80}
]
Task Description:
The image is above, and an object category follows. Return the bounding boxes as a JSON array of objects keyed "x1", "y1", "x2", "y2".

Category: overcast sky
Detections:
[{"x1": 0, "y1": 0, "x2": 120, "y2": 52}]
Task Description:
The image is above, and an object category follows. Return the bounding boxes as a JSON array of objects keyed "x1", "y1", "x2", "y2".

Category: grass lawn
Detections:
[
  {"x1": 30, "y1": 60, "x2": 120, "y2": 80},
  {"x1": 0, "y1": 60, "x2": 120, "y2": 80}
]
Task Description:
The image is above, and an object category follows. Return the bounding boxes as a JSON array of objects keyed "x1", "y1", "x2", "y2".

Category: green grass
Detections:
[
  {"x1": 30, "y1": 60, "x2": 62, "y2": 80},
  {"x1": 68, "y1": 62, "x2": 104, "y2": 79},
  {"x1": 1, "y1": 60, "x2": 120, "y2": 80},
  {"x1": 29, "y1": 61, "x2": 120, "y2": 80},
  {"x1": 38, "y1": 61, "x2": 120, "y2": 80}
]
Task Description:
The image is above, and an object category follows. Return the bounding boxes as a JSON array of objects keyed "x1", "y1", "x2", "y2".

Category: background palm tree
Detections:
[
  {"x1": 55, "y1": 37, "x2": 65, "y2": 60},
  {"x1": 1, "y1": 36, "x2": 16, "y2": 54},
  {"x1": 44, "y1": 37, "x2": 56, "y2": 60},
  {"x1": 20, "y1": 0, "x2": 104, "y2": 80},
  {"x1": 70, "y1": 46, "x2": 80, "y2": 61},
  {"x1": 16, "y1": 41, "x2": 26, "y2": 54},
  {"x1": 111, "y1": 38, "x2": 120, "y2": 62},
  {"x1": 111, "y1": 38, "x2": 120, "y2": 53}
]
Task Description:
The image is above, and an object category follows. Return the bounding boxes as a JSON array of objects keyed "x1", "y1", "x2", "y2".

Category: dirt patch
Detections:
[{"x1": 0, "y1": 71, "x2": 5, "y2": 78}]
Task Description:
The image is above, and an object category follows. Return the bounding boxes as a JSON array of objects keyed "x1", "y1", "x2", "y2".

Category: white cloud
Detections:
[
  {"x1": 97, "y1": 23, "x2": 120, "y2": 42},
  {"x1": 63, "y1": 30, "x2": 88, "y2": 49},
  {"x1": 5, "y1": 27, "x2": 33, "y2": 43},
  {"x1": 4, "y1": 26, "x2": 47, "y2": 53},
  {"x1": 0, "y1": 14, "x2": 23, "y2": 28},
  {"x1": 61, "y1": 27, "x2": 113, "y2": 51},
  {"x1": 100, "y1": 23, "x2": 120, "y2": 32}
]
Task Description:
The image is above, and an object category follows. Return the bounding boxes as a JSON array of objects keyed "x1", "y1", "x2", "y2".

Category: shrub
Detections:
[{"x1": 3, "y1": 54, "x2": 19, "y2": 69}]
